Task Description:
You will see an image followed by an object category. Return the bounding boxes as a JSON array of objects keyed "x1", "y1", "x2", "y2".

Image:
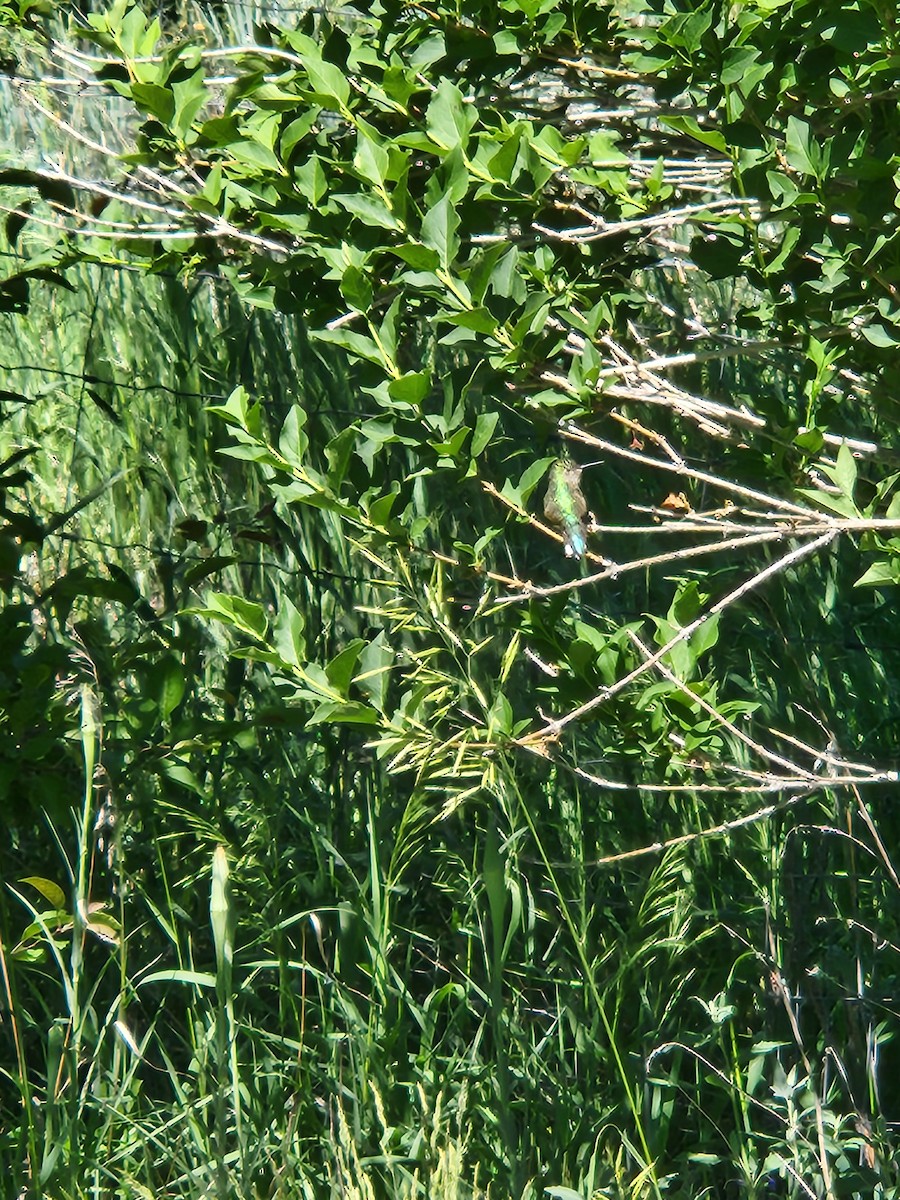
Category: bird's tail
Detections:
[{"x1": 564, "y1": 519, "x2": 587, "y2": 559}]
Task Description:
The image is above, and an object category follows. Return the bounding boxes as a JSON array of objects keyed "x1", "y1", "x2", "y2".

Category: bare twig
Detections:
[{"x1": 517, "y1": 531, "x2": 837, "y2": 745}]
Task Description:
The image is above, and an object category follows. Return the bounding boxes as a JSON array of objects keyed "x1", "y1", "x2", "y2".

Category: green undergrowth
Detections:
[{"x1": 2, "y1": 1, "x2": 900, "y2": 1198}]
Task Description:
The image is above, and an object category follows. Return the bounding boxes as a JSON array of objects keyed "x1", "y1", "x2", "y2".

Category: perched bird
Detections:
[{"x1": 543, "y1": 455, "x2": 588, "y2": 559}]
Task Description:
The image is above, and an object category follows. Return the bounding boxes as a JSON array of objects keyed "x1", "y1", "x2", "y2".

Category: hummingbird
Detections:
[{"x1": 543, "y1": 455, "x2": 588, "y2": 559}]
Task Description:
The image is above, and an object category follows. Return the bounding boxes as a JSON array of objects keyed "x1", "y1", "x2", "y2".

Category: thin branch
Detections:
[
  {"x1": 517, "y1": 531, "x2": 837, "y2": 745},
  {"x1": 625, "y1": 628, "x2": 818, "y2": 781},
  {"x1": 534, "y1": 197, "x2": 760, "y2": 243},
  {"x1": 569, "y1": 791, "x2": 816, "y2": 866},
  {"x1": 563, "y1": 423, "x2": 819, "y2": 517},
  {"x1": 495, "y1": 526, "x2": 799, "y2": 604}
]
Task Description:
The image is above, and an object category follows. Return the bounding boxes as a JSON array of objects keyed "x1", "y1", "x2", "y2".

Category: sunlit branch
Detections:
[{"x1": 518, "y1": 531, "x2": 837, "y2": 745}]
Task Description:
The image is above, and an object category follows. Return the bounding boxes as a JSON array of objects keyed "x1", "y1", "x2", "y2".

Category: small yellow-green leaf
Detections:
[{"x1": 20, "y1": 877, "x2": 67, "y2": 910}]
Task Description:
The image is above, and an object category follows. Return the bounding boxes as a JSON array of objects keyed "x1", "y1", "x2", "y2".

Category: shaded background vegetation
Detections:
[{"x1": 1, "y1": 1, "x2": 900, "y2": 1198}]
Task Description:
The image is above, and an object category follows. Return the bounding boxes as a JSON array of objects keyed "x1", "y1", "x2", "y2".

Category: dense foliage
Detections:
[{"x1": 2, "y1": 1, "x2": 900, "y2": 1198}]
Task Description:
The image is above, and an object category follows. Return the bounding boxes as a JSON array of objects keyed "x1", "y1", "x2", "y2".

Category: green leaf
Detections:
[
  {"x1": 185, "y1": 592, "x2": 268, "y2": 641},
  {"x1": 281, "y1": 110, "x2": 320, "y2": 159},
  {"x1": 283, "y1": 33, "x2": 352, "y2": 108},
  {"x1": 794, "y1": 428, "x2": 825, "y2": 454},
  {"x1": 340, "y1": 264, "x2": 372, "y2": 314},
  {"x1": 306, "y1": 700, "x2": 379, "y2": 726},
  {"x1": 162, "y1": 761, "x2": 204, "y2": 793},
  {"x1": 785, "y1": 115, "x2": 819, "y2": 179},
  {"x1": 650, "y1": 616, "x2": 693, "y2": 679},
  {"x1": 158, "y1": 659, "x2": 186, "y2": 721},
  {"x1": 660, "y1": 114, "x2": 726, "y2": 153},
  {"x1": 171, "y1": 69, "x2": 206, "y2": 140},
  {"x1": 332, "y1": 193, "x2": 402, "y2": 230},
  {"x1": 131, "y1": 82, "x2": 174, "y2": 124},
  {"x1": 493, "y1": 30, "x2": 520, "y2": 55},
  {"x1": 721, "y1": 45, "x2": 762, "y2": 88},
  {"x1": 305, "y1": 58, "x2": 350, "y2": 107},
  {"x1": 20, "y1": 877, "x2": 67, "y2": 909},
  {"x1": 519, "y1": 456, "x2": 555, "y2": 501},
  {"x1": 325, "y1": 640, "x2": 366, "y2": 696},
  {"x1": 183, "y1": 554, "x2": 237, "y2": 589},
  {"x1": 278, "y1": 405, "x2": 309, "y2": 466},
  {"x1": 325, "y1": 426, "x2": 356, "y2": 488},
  {"x1": 832, "y1": 443, "x2": 857, "y2": 499},
  {"x1": 438, "y1": 306, "x2": 498, "y2": 335},
  {"x1": 274, "y1": 595, "x2": 306, "y2": 666},
  {"x1": 224, "y1": 139, "x2": 283, "y2": 174},
  {"x1": 313, "y1": 327, "x2": 388, "y2": 368},
  {"x1": 426, "y1": 80, "x2": 475, "y2": 152},
  {"x1": 388, "y1": 371, "x2": 430, "y2": 405},
  {"x1": 429, "y1": 426, "x2": 470, "y2": 458},
  {"x1": 354, "y1": 128, "x2": 390, "y2": 188},
  {"x1": 210, "y1": 845, "x2": 231, "y2": 980},
  {"x1": 855, "y1": 559, "x2": 899, "y2": 588},
  {"x1": 874, "y1": 470, "x2": 900, "y2": 510},
  {"x1": 767, "y1": 170, "x2": 800, "y2": 208},
  {"x1": 421, "y1": 194, "x2": 460, "y2": 268},
  {"x1": 367, "y1": 489, "x2": 399, "y2": 527},
  {"x1": 796, "y1": 489, "x2": 859, "y2": 518},
  {"x1": 294, "y1": 155, "x2": 327, "y2": 205},
  {"x1": 117, "y1": 6, "x2": 161, "y2": 60},
  {"x1": 471, "y1": 411, "x2": 499, "y2": 457},
  {"x1": 690, "y1": 613, "x2": 719, "y2": 659},
  {"x1": 139, "y1": 970, "x2": 217, "y2": 988},
  {"x1": 377, "y1": 296, "x2": 400, "y2": 366},
  {"x1": 390, "y1": 243, "x2": 441, "y2": 270},
  {"x1": 861, "y1": 322, "x2": 900, "y2": 347},
  {"x1": 487, "y1": 691, "x2": 514, "y2": 736},
  {"x1": 355, "y1": 634, "x2": 393, "y2": 714},
  {"x1": 659, "y1": 6, "x2": 712, "y2": 52}
]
